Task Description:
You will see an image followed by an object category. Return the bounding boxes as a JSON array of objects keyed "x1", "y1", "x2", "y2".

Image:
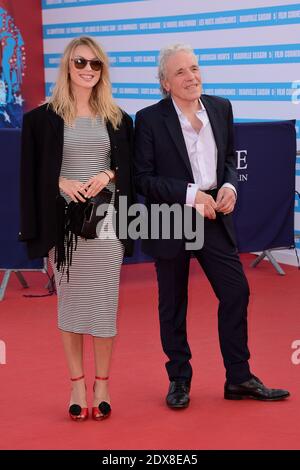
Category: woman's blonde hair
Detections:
[{"x1": 48, "y1": 36, "x2": 122, "y2": 128}]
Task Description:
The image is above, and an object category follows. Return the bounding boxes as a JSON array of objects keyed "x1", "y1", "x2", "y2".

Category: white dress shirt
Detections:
[{"x1": 172, "y1": 99, "x2": 236, "y2": 206}]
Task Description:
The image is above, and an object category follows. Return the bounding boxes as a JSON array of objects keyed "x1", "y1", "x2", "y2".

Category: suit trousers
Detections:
[{"x1": 154, "y1": 214, "x2": 251, "y2": 385}]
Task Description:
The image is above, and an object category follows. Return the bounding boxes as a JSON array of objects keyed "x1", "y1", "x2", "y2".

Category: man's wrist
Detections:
[
  {"x1": 186, "y1": 183, "x2": 199, "y2": 206},
  {"x1": 222, "y1": 183, "x2": 237, "y2": 198}
]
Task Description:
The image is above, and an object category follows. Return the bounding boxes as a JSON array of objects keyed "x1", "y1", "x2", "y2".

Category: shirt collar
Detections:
[
  {"x1": 172, "y1": 98, "x2": 208, "y2": 130},
  {"x1": 172, "y1": 98, "x2": 206, "y2": 118}
]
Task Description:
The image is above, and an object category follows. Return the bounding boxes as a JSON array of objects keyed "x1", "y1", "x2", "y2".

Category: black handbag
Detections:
[
  {"x1": 55, "y1": 188, "x2": 113, "y2": 281},
  {"x1": 67, "y1": 188, "x2": 113, "y2": 239}
]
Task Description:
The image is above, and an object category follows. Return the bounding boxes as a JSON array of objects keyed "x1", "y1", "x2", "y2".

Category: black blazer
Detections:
[
  {"x1": 19, "y1": 103, "x2": 135, "y2": 258},
  {"x1": 134, "y1": 95, "x2": 237, "y2": 259}
]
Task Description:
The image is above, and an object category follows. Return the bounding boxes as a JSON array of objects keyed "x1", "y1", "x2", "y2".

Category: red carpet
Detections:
[{"x1": 0, "y1": 254, "x2": 300, "y2": 450}]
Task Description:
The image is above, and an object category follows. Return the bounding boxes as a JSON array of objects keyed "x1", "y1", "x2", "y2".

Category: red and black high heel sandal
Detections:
[
  {"x1": 69, "y1": 375, "x2": 88, "y2": 421},
  {"x1": 92, "y1": 376, "x2": 111, "y2": 421}
]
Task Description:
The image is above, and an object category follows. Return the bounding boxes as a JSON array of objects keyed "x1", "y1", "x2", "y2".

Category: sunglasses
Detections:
[{"x1": 71, "y1": 57, "x2": 103, "y2": 71}]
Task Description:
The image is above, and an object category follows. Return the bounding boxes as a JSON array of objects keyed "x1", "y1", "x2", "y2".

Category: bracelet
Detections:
[{"x1": 102, "y1": 170, "x2": 112, "y2": 182}]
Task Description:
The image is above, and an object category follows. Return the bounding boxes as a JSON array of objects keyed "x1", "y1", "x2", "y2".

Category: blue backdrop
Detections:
[
  {"x1": 233, "y1": 120, "x2": 296, "y2": 252},
  {"x1": 0, "y1": 129, "x2": 43, "y2": 269}
]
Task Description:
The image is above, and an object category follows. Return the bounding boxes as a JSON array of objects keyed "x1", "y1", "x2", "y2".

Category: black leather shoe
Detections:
[
  {"x1": 166, "y1": 381, "x2": 190, "y2": 409},
  {"x1": 224, "y1": 375, "x2": 290, "y2": 401}
]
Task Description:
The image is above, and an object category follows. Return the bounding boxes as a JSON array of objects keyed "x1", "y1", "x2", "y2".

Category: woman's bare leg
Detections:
[
  {"x1": 61, "y1": 331, "x2": 87, "y2": 407},
  {"x1": 92, "y1": 336, "x2": 114, "y2": 407}
]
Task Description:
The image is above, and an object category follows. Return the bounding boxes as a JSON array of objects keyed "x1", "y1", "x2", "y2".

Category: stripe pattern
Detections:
[{"x1": 49, "y1": 116, "x2": 124, "y2": 337}]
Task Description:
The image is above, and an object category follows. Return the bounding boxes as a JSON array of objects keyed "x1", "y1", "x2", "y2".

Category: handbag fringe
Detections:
[{"x1": 54, "y1": 195, "x2": 79, "y2": 283}]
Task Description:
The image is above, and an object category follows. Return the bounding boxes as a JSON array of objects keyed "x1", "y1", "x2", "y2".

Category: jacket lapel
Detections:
[
  {"x1": 161, "y1": 98, "x2": 194, "y2": 181},
  {"x1": 200, "y1": 95, "x2": 224, "y2": 186},
  {"x1": 106, "y1": 119, "x2": 117, "y2": 167},
  {"x1": 45, "y1": 104, "x2": 64, "y2": 179},
  {"x1": 46, "y1": 104, "x2": 64, "y2": 142}
]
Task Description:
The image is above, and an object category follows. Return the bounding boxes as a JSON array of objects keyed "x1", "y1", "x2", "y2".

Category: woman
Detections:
[{"x1": 19, "y1": 36, "x2": 135, "y2": 421}]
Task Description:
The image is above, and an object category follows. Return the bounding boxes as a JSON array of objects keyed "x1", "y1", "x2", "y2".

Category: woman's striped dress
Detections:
[{"x1": 49, "y1": 116, "x2": 124, "y2": 337}]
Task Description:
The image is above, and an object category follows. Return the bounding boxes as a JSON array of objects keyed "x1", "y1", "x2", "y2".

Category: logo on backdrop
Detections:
[
  {"x1": 291, "y1": 80, "x2": 300, "y2": 104},
  {"x1": 236, "y1": 149, "x2": 248, "y2": 182},
  {"x1": 0, "y1": 7, "x2": 26, "y2": 127}
]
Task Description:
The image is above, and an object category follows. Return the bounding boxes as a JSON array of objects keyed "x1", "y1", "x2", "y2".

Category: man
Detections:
[{"x1": 134, "y1": 44, "x2": 289, "y2": 408}]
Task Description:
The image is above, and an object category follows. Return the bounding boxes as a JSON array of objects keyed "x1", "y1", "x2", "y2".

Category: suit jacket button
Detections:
[{"x1": 115, "y1": 166, "x2": 119, "y2": 171}]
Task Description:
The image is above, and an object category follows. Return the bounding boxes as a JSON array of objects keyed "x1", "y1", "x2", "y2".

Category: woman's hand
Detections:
[
  {"x1": 59, "y1": 177, "x2": 87, "y2": 202},
  {"x1": 83, "y1": 170, "x2": 115, "y2": 198}
]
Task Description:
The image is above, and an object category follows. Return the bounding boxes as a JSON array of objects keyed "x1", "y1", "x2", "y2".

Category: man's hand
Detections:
[
  {"x1": 194, "y1": 190, "x2": 217, "y2": 219},
  {"x1": 216, "y1": 187, "x2": 236, "y2": 215}
]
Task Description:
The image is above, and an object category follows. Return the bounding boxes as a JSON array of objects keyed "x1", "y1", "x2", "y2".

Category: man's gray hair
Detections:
[{"x1": 158, "y1": 44, "x2": 197, "y2": 98}]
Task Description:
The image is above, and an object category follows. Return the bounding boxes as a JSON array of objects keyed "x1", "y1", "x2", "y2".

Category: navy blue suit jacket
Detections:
[{"x1": 134, "y1": 95, "x2": 237, "y2": 259}]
